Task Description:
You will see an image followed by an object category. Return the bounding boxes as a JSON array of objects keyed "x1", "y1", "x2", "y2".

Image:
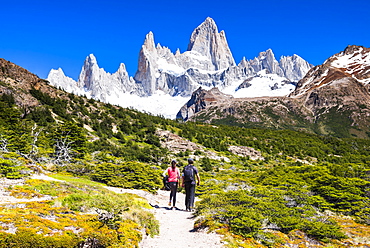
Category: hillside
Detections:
[
  {"x1": 178, "y1": 45, "x2": 370, "y2": 139},
  {"x1": 0, "y1": 58, "x2": 370, "y2": 247}
]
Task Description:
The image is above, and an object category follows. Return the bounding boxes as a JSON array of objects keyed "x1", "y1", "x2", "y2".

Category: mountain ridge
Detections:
[{"x1": 46, "y1": 17, "x2": 313, "y2": 117}]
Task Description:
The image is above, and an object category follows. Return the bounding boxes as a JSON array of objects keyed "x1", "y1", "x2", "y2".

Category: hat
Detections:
[
  {"x1": 171, "y1": 159, "x2": 177, "y2": 164},
  {"x1": 187, "y1": 158, "x2": 194, "y2": 163}
]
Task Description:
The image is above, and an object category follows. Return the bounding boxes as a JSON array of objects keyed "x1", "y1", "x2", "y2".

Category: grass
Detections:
[{"x1": 49, "y1": 173, "x2": 106, "y2": 187}]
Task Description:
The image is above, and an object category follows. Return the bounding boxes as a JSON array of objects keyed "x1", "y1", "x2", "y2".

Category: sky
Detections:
[{"x1": 1, "y1": 0, "x2": 370, "y2": 80}]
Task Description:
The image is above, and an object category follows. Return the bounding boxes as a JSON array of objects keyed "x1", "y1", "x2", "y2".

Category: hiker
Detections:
[
  {"x1": 163, "y1": 159, "x2": 180, "y2": 209},
  {"x1": 182, "y1": 158, "x2": 200, "y2": 212}
]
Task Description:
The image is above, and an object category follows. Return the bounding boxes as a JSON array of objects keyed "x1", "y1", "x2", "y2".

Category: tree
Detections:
[{"x1": 53, "y1": 122, "x2": 87, "y2": 162}]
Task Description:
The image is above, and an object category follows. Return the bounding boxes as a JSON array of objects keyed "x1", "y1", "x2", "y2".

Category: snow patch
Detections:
[
  {"x1": 157, "y1": 58, "x2": 185, "y2": 76},
  {"x1": 222, "y1": 70, "x2": 295, "y2": 98},
  {"x1": 104, "y1": 91, "x2": 189, "y2": 119}
]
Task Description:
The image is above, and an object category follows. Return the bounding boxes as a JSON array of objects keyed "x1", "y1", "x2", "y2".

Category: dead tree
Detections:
[
  {"x1": 0, "y1": 135, "x2": 9, "y2": 152},
  {"x1": 54, "y1": 134, "x2": 74, "y2": 165}
]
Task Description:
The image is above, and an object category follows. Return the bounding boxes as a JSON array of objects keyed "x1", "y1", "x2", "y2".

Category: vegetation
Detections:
[
  {"x1": 195, "y1": 161, "x2": 369, "y2": 246},
  {"x1": 0, "y1": 82, "x2": 369, "y2": 247},
  {"x1": 0, "y1": 177, "x2": 159, "y2": 247}
]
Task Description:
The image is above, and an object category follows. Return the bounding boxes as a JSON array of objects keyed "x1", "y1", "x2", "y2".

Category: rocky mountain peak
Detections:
[
  {"x1": 134, "y1": 32, "x2": 159, "y2": 96},
  {"x1": 279, "y1": 54, "x2": 313, "y2": 82},
  {"x1": 142, "y1": 31, "x2": 156, "y2": 52},
  {"x1": 188, "y1": 17, "x2": 218, "y2": 49},
  {"x1": 342, "y1": 44, "x2": 365, "y2": 55},
  {"x1": 187, "y1": 17, "x2": 235, "y2": 71},
  {"x1": 326, "y1": 45, "x2": 370, "y2": 85},
  {"x1": 249, "y1": 49, "x2": 283, "y2": 76},
  {"x1": 86, "y1": 54, "x2": 98, "y2": 65},
  {"x1": 78, "y1": 54, "x2": 101, "y2": 90},
  {"x1": 47, "y1": 68, "x2": 79, "y2": 93}
]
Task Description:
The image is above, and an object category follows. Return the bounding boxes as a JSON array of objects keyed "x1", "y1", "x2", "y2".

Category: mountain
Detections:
[
  {"x1": 47, "y1": 17, "x2": 313, "y2": 118},
  {"x1": 178, "y1": 45, "x2": 370, "y2": 139},
  {"x1": 48, "y1": 54, "x2": 136, "y2": 101}
]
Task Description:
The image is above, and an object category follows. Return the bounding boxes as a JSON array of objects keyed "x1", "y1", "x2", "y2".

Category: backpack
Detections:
[
  {"x1": 183, "y1": 165, "x2": 194, "y2": 182},
  {"x1": 163, "y1": 175, "x2": 170, "y2": 190}
]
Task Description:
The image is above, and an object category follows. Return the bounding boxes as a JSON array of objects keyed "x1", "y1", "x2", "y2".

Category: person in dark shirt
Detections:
[{"x1": 181, "y1": 158, "x2": 200, "y2": 212}]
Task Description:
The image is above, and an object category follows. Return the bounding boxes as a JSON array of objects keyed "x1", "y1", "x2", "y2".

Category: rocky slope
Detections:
[
  {"x1": 0, "y1": 58, "x2": 66, "y2": 109},
  {"x1": 178, "y1": 45, "x2": 370, "y2": 138}
]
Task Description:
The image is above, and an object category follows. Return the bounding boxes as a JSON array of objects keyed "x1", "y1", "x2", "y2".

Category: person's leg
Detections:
[
  {"x1": 169, "y1": 182, "x2": 177, "y2": 207},
  {"x1": 172, "y1": 182, "x2": 178, "y2": 207},
  {"x1": 169, "y1": 183, "x2": 173, "y2": 203},
  {"x1": 185, "y1": 183, "x2": 191, "y2": 210},
  {"x1": 189, "y1": 184, "x2": 196, "y2": 210}
]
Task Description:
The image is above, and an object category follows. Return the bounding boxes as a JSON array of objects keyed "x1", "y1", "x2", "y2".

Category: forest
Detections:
[{"x1": 0, "y1": 85, "x2": 369, "y2": 247}]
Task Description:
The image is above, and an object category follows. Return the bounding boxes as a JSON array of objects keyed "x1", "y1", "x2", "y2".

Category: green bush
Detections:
[
  {"x1": 91, "y1": 161, "x2": 162, "y2": 193},
  {"x1": 0, "y1": 228, "x2": 81, "y2": 248},
  {"x1": 0, "y1": 157, "x2": 29, "y2": 179}
]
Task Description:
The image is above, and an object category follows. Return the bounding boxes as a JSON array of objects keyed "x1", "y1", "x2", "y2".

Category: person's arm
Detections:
[
  {"x1": 193, "y1": 166, "x2": 200, "y2": 186},
  {"x1": 196, "y1": 173, "x2": 200, "y2": 186},
  {"x1": 181, "y1": 169, "x2": 185, "y2": 187},
  {"x1": 177, "y1": 168, "x2": 181, "y2": 183},
  {"x1": 163, "y1": 168, "x2": 168, "y2": 177}
]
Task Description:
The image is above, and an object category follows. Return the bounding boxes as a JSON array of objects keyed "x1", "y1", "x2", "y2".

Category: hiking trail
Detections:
[{"x1": 106, "y1": 187, "x2": 225, "y2": 248}]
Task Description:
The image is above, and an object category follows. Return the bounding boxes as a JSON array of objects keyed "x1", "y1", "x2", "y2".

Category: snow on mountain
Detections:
[
  {"x1": 327, "y1": 45, "x2": 370, "y2": 85},
  {"x1": 223, "y1": 70, "x2": 295, "y2": 98},
  {"x1": 110, "y1": 92, "x2": 189, "y2": 119},
  {"x1": 47, "y1": 17, "x2": 313, "y2": 119},
  {"x1": 290, "y1": 45, "x2": 370, "y2": 98},
  {"x1": 47, "y1": 68, "x2": 82, "y2": 94}
]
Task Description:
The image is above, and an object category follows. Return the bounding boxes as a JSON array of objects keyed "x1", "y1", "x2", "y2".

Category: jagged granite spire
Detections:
[
  {"x1": 134, "y1": 31, "x2": 160, "y2": 96},
  {"x1": 187, "y1": 17, "x2": 235, "y2": 70},
  {"x1": 280, "y1": 54, "x2": 313, "y2": 82},
  {"x1": 249, "y1": 49, "x2": 283, "y2": 76}
]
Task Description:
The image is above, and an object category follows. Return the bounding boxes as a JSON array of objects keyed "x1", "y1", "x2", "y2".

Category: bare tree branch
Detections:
[
  {"x1": 0, "y1": 135, "x2": 9, "y2": 152},
  {"x1": 54, "y1": 132, "x2": 74, "y2": 165}
]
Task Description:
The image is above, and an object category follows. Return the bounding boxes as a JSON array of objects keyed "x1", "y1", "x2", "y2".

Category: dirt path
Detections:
[
  {"x1": 106, "y1": 187, "x2": 225, "y2": 248},
  {"x1": 140, "y1": 190, "x2": 224, "y2": 248}
]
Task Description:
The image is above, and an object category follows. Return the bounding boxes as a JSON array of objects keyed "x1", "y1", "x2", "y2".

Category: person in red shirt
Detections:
[{"x1": 163, "y1": 160, "x2": 180, "y2": 209}]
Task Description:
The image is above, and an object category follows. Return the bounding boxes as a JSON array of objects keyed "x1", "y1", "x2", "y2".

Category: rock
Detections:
[{"x1": 228, "y1": 146, "x2": 264, "y2": 160}]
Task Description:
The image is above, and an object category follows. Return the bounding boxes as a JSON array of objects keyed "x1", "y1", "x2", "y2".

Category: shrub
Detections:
[{"x1": 91, "y1": 161, "x2": 162, "y2": 193}]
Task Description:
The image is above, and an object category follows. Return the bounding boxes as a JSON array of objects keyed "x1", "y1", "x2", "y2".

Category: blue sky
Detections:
[{"x1": 1, "y1": 0, "x2": 370, "y2": 80}]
